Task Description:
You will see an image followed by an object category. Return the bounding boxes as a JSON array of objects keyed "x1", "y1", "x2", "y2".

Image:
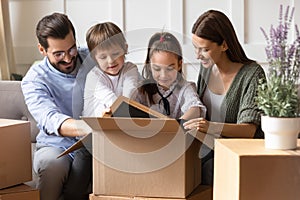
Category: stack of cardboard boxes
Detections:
[{"x1": 0, "y1": 119, "x2": 39, "y2": 199}]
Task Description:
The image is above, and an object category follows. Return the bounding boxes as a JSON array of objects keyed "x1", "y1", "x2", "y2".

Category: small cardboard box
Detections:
[
  {"x1": 83, "y1": 117, "x2": 201, "y2": 198},
  {"x1": 0, "y1": 119, "x2": 32, "y2": 189},
  {"x1": 0, "y1": 184, "x2": 39, "y2": 200},
  {"x1": 213, "y1": 139, "x2": 300, "y2": 200},
  {"x1": 89, "y1": 184, "x2": 212, "y2": 200}
]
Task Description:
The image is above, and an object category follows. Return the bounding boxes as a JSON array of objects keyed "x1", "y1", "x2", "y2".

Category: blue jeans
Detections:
[
  {"x1": 34, "y1": 144, "x2": 92, "y2": 200},
  {"x1": 201, "y1": 150, "x2": 214, "y2": 186}
]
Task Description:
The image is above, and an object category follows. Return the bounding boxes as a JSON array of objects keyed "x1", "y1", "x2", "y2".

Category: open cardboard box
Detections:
[
  {"x1": 60, "y1": 96, "x2": 202, "y2": 198},
  {"x1": 0, "y1": 119, "x2": 32, "y2": 189}
]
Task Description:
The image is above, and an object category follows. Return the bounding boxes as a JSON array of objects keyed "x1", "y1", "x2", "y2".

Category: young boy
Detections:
[{"x1": 83, "y1": 22, "x2": 140, "y2": 116}]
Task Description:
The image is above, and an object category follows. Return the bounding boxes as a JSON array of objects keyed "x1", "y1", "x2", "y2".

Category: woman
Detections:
[{"x1": 183, "y1": 10, "x2": 266, "y2": 185}]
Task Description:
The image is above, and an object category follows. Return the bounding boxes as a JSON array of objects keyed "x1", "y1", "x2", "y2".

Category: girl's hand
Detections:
[
  {"x1": 183, "y1": 118, "x2": 223, "y2": 135},
  {"x1": 183, "y1": 118, "x2": 209, "y2": 133}
]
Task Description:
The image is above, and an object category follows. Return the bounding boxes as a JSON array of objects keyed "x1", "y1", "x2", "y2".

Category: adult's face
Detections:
[
  {"x1": 39, "y1": 31, "x2": 78, "y2": 74},
  {"x1": 192, "y1": 34, "x2": 225, "y2": 68}
]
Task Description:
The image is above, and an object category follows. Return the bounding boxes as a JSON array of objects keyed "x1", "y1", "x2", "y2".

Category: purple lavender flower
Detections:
[{"x1": 260, "y1": 4, "x2": 300, "y2": 84}]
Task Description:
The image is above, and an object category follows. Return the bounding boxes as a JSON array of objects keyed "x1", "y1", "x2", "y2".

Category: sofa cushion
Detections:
[{"x1": 0, "y1": 80, "x2": 38, "y2": 142}]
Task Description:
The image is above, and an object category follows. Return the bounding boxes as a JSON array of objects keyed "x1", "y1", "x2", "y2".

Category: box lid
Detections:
[
  {"x1": 0, "y1": 118, "x2": 29, "y2": 127},
  {"x1": 107, "y1": 96, "x2": 168, "y2": 119},
  {"x1": 216, "y1": 139, "x2": 300, "y2": 156},
  {"x1": 83, "y1": 117, "x2": 182, "y2": 133}
]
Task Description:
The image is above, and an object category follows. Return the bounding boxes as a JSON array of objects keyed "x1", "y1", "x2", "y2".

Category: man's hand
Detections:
[{"x1": 59, "y1": 118, "x2": 92, "y2": 137}]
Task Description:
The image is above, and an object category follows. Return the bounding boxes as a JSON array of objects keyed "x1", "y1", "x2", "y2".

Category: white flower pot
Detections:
[{"x1": 261, "y1": 116, "x2": 300, "y2": 150}]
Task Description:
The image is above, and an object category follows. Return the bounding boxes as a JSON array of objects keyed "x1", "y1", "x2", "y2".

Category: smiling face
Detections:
[
  {"x1": 94, "y1": 45, "x2": 126, "y2": 76},
  {"x1": 39, "y1": 31, "x2": 78, "y2": 74},
  {"x1": 150, "y1": 51, "x2": 182, "y2": 90},
  {"x1": 192, "y1": 34, "x2": 227, "y2": 68}
]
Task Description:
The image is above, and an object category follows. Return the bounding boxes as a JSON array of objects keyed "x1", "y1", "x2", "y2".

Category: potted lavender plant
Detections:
[{"x1": 256, "y1": 5, "x2": 300, "y2": 150}]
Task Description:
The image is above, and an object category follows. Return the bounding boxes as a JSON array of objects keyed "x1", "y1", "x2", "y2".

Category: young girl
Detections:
[
  {"x1": 83, "y1": 22, "x2": 140, "y2": 116},
  {"x1": 133, "y1": 32, "x2": 206, "y2": 120}
]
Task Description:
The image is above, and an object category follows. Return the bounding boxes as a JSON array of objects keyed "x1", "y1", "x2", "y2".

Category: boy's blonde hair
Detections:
[{"x1": 86, "y1": 22, "x2": 127, "y2": 57}]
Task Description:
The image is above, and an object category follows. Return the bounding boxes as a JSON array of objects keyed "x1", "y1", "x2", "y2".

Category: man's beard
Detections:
[{"x1": 51, "y1": 56, "x2": 77, "y2": 74}]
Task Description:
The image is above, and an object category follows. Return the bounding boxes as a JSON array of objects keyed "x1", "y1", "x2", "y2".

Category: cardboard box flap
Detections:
[
  {"x1": 58, "y1": 96, "x2": 186, "y2": 158},
  {"x1": 83, "y1": 117, "x2": 183, "y2": 133},
  {"x1": 0, "y1": 118, "x2": 29, "y2": 127},
  {"x1": 108, "y1": 96, "x2": 168, "y2": 119},
  {"x1": 57, "y1": 133, "x2": 92, "y2": 158},
  {"x1": 58, "y1": 117, "x2": 186, "y2": 158}
]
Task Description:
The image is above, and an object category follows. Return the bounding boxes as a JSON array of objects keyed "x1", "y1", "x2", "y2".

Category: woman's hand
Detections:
[{"x1": 183, "y1": 118, "x2": 257, "y2": 138}]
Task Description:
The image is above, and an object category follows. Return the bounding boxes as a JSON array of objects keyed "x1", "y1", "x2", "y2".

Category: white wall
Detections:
[{"x1": 8, "y1": 0, "x2": 300, "y2": 82}]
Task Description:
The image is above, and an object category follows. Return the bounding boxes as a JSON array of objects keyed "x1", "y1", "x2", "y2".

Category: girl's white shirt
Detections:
[{"x1": 134, "y1": 80, "x2": 206, "y2": 119}]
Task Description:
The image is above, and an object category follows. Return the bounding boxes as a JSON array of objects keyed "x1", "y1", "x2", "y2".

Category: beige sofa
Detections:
[{"x1": 0, "y1": 80, "x2": 39, "y2": 187}]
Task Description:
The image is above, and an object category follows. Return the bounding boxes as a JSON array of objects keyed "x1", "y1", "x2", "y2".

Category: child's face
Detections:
[
  {"x1": 94, "y1": 45, "x2": 125, "y2": 76},
  {"x1": 150, "y1": 51, "x2": 182, "y2": 90}
]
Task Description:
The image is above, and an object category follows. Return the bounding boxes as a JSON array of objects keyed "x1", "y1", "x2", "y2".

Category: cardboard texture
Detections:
[
  {"x1": 89, "y1": 184, "x2": 212, "y2": 200},
  {"x1": 83, "y1": 117, "x2": 201, "y2": 198},
  {"x1": 0, "y1": 184, "x2": 39, "y2": 200},
  {"x1": 0, "y1": 119, "x2": 32, "y2": 189},
  {"x1": 213, "y1": 139, "x2": 300, "y2": 200}
]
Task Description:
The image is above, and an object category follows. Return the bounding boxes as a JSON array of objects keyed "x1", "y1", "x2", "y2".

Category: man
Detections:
[{"x1": 21, "y1": 13, "x2": 94, "y2": 200}]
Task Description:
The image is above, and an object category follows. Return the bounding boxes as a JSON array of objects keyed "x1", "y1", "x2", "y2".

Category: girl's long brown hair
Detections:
[{"x1": 140, "y1": 32, "x2": 183, "y2": 104}]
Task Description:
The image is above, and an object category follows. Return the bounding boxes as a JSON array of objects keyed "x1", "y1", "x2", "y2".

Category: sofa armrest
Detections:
[{"x1": 0, "y1": 80, "x2": 38, "y2": 143}]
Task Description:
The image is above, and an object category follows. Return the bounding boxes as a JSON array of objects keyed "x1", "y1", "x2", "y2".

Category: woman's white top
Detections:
[{"x1": 202, "y1": 87, "x2": 225, "y2": 122}]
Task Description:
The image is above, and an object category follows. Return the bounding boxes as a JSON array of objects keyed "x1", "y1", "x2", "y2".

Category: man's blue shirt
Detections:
[{"x1": 21, "y1": 48, "x2": 94, "y2": 150}]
